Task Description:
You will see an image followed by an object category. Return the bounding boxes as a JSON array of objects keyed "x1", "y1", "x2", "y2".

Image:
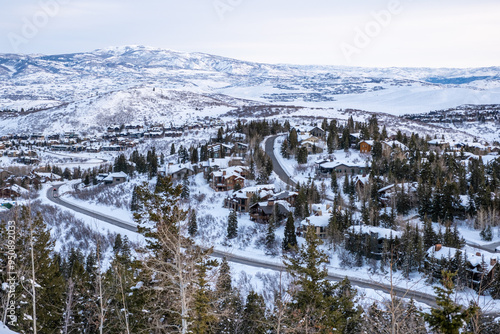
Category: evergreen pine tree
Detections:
[
  {"x1": 188, "y1": 210, "x2": 198, "y2": 237},
  {"x1": 241, "y1": 291, "x2": 268, "y2": 334},
  {"x1": 280, "y1": 139, "x2": 290, "y2": 159},
  {"x1": 343, "y1": 174, "x2": 350, "y2": 194},
  {"x1": 288, "y1": 128, "x2": 298, "y2": 151},
  {"x1": 114, "y1": 153, "x2": 130, "y2": 174},
  {"x1": 284, "y1": 225, "x2": 329, "y2": 330},
  {"x1": 424, "y1": 271, "x2": 478, "y2": 334},
  {"x1": 284, "y1": 226, "x2": 362, "y2": 332},
  {"x1": 84, "y1": 173, "x2": 90, "y2": 186},
  {"x1": 265, "y1": 217, "x2": 276, "y2": 255},
  {"x1": 215, "y1": 257, "x2": 242, "y2": 333},
  {"x1": 133, "y1": 174, "x2": 214, "y2": 333},
  {"x1": 217, "y1": 127, "x2": 224, "y2": 142},
  {"x1": 331, "y1": 171, "x2": 338, "y2": 192},
  {"x1": 216, "y1": 257, "x2": 232, "y2": 296},
  {"x1": 130, "y1": 186, "x2": 140, "y2": 211},
  {"x1": 227, "y1": 210, "x2": 238, "y2": 239},
  {"x1": 282, "y1": 212, "x2": 297, "y2": 251},
  {"x1": 297, "y1": 146, "x2": 308, "y2": 164},
  {"x1": 191, "y1": 259, "x2": 218, "y2": 334},
  {"x1": 480, "y1": 225, "x2": 493, "y2": 241},
  {"x1": 6, "y1": 208, "x2": 65, "y2": 334},
  {"x1": 181, "y1": 173, "x2": 190, "y2": 199}
]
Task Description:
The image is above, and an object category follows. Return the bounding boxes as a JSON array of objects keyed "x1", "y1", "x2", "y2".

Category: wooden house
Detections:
[{"x1": 359, "y1": 140, "x2": 374, "y2": 154}]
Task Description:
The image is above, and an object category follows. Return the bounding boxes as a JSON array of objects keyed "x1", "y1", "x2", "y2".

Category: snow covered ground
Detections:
[{"x1": 0, "y1": 323, "x2": 18, "y2": 334}]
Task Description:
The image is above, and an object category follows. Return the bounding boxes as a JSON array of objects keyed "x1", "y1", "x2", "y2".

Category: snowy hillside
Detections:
[{"x1": 0, "y1": 45, "x2": 499, "y2": 133}]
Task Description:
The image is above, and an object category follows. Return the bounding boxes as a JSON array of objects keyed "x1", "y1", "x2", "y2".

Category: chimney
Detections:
[
  {"x1": 435, "y1": 244, "x2": 442, "y2": 252},
  {"x1": 268, "y1": 200, "x2": 275, "y2": 207},
  {"x1": 223, "y1": 171, "x2": 226, "y2": 176},
  {"x1": 476, "y1": 252, "x2": 481, "y2": 257},
  {"x1": 491, "y1": 258, "x2": 497, "y2": 266}
]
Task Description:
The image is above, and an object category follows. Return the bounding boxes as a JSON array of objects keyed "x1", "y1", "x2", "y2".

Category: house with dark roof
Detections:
[
  {"x1": 310, "y1": 126, "x2": 326, "y2": 138},
  {"x1": 318, "y1": 162, "x2": 370, "y2": 176},
  {"x1": 224, "y1": 185, "x2": 275, "y2": 212},
  {"x1": 249, "y1": 199, "x2": 291, "y2": 224}
]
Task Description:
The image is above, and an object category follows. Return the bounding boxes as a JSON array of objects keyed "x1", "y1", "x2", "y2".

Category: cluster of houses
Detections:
[
  {"x1": 292, "y1": 125, "x2": 326, "y2": 154},
  {"x1": 0, "y1": 168, "x2": 130, "y2": 199},
  {"x1": 0, "y1": 119, "x2": 229, "y2": 160},
  {"x1": 290, "y1": 125, "x2": 413, "y2": 178},
  {"x1": 427, "y1": 138, "x2": 496, "y2": 155},
  {"x1": 0, "y1": 169, "x2": 62, "y2": 199}
]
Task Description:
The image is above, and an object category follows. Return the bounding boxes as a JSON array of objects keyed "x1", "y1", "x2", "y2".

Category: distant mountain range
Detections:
[{"x1": 0, "y1": 45, "x2": 499, "y2": 134}]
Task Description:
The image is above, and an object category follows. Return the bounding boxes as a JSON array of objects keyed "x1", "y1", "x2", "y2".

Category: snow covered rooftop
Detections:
[
  {"x1": 232, "y1": 184, "x2": 275, "y2": 199},
  {"x1": 383, "y1": 140, "x2": 408, "y2": 151},
  {"x1": 34, "y1": 172, "x2": 62, "y2": 180},
  {"x1": 349, "y1": 225, "x2": 402, "y2": 239},
  {"x1": 212, "y1": 166, "x2": 246, "y2": 178},
  {"x1": 301, "y1": 215, "x2": 330, "y2": 227},
  {"x1": 317, "y1": 149, "x2": 371, "y2": 169},
  {"x1": 103, "y1": 172, "x2": 128, "y2": 181},
  {"x1": 427, "y1": 245, "x2": 499, "y2": 273},
  {"x1": 165, "y1": 163, "x2": 194, "y2": 175}
]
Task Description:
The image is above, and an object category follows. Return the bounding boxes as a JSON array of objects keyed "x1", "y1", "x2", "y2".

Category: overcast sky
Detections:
[{"x1": 1, "y1": 0, "x2": 499, "y2": 68}]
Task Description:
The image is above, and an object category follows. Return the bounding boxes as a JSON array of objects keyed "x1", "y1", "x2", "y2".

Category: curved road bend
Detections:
[{"x1": 47, "y1": 185, "x2": 138, "y2": 232}]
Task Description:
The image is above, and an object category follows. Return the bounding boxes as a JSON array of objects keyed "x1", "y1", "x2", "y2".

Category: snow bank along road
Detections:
[{"x1": 46, "y1": 183, "x2": 442, "y2": 309}]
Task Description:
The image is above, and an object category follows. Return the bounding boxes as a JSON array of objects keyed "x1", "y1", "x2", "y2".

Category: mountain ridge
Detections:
[{"x1": 0, "y1": 45, "x2": 499, "y2": 134}]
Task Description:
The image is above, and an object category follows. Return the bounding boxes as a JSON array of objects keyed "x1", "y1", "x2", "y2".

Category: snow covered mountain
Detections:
[{"x1": 0, "y1": 45, "x2": 499, "y2": 134}]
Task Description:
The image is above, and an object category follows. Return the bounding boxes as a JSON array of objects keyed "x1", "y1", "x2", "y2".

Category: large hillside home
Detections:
[{"x1": 210, "y1": 166, "x2": 247, "y2": 192}]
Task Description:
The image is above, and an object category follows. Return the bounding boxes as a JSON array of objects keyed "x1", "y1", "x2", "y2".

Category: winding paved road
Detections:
[
  {"x1": 47, "y1": 185, "x2": 137, "y2": 232},
  {"x1": 265, "y1": 135, "x2": 297, "y2": 187}
]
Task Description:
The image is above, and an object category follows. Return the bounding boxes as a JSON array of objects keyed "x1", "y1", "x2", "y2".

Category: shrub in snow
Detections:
[
  {"x1": 480, "y1": 225, "x2": 493, "y2": 241},
  {"x1": 339, "y1": 248, "x2": 355, "y2": 269}
]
